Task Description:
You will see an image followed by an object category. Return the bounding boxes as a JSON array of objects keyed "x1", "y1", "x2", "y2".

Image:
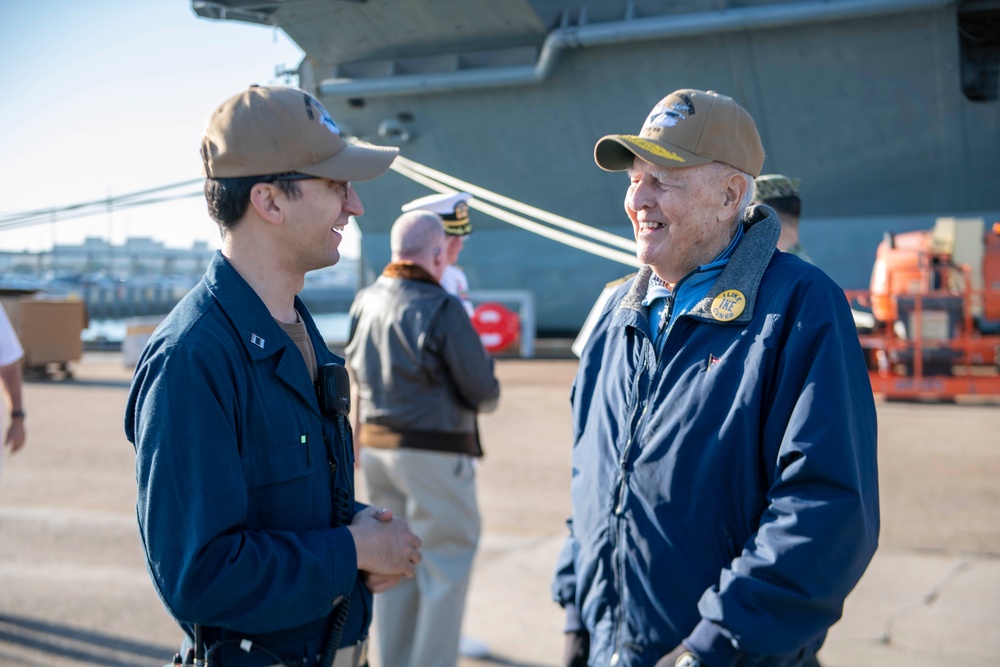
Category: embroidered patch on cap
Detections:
[
  {"x1": 710, "y1": 290, "x2": 746, "y2": 321},
  {"x1": 317, "y1": 106, "x2": 340, "y2": 135},
  {"x1": 643, "y1": 94, "x2": 696, "y2": 130},
  {"x1": 304, "y1": 94, "x2": 340, "y2": 135}
]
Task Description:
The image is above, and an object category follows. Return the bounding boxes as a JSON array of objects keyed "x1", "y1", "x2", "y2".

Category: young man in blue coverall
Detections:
[
  {"x1": 125, "y1": 85, "x2": 422, "y2": 667},
  {"x1": 552, "y1": 89, "x2": 879, "y2": 667}
]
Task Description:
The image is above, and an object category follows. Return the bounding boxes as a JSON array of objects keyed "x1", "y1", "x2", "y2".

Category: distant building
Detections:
[
  {"x1": 0, "y1": 237, "x2": 359, "y2": 318},
  {"x1": 0, "y1": 236, "x2": 215, "y2": 279}
]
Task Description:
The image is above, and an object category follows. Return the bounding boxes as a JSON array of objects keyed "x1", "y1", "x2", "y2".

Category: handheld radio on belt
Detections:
[{"x1": 173, "y1": 364, "x2": 359, "y2": 667}]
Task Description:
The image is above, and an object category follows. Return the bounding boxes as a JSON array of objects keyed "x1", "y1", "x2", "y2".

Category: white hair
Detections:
[{"x1": 736, "y1": 172, "x2": 755, "y2": 210}]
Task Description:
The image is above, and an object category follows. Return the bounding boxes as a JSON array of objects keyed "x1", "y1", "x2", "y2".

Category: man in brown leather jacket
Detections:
[{"x1": 345, "y1": 209, "x2": 500, "y2": 667}]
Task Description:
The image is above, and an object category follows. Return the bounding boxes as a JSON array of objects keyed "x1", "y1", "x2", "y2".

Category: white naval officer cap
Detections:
[{"x1": 401, "y1": 191, "x2": 473, "y2": 236}]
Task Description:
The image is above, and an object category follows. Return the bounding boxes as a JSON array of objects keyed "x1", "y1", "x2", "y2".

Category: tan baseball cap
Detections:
[
  {"x1": 201, "y1": 85, "x2": 398, "y2": 181},
  {"x1": 594, "y1": 89, "x2": 764, "y2": 177}
]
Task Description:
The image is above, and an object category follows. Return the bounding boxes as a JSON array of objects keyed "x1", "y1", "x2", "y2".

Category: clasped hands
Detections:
[{"x1": 348, "y1": 506, "x2": 422, "y2": 593}]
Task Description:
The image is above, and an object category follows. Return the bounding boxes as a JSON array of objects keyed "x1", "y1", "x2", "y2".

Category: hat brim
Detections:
[
  {"x1": 594, "y1": 134, "x2": 712, "y2": 172},
  {"x1": 300, "y1": 141, "x2": 399, "y2": 182}
]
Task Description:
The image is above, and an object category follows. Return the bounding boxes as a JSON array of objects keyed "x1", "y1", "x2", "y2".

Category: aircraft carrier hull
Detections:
[{"x1": 195, "y1": 0, "x2": 1000, "y2": 334}]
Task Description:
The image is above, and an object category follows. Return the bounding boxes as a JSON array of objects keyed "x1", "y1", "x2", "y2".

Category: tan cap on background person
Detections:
[
  {"x1": 594, "y1": 89, "x2": 765, "y2": 177},
  {"x1": 401, "y1": 192, "x2": 473, "y2": 236},
  {"x1": 201, "y1": 84, "x2": 399, "y2": 181},
  {"x1": 753, "y1": 174, "x2": 800, "y2": 202}
]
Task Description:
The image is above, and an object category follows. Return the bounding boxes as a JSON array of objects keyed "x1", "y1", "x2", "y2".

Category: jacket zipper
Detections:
[
  {"x1": 611, "y1": 276, "x2": 690, "y2": 664},
  {"x1": 610, "y1": 329, "x2": 654, "y2": 664}
]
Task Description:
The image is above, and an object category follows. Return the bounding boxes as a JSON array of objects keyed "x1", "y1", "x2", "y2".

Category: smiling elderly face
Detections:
[{"x1": 624, "y1": 159, "x2": 748, "y2": 285}]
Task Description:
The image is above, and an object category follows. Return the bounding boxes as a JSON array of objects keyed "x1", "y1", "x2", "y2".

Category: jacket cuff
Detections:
[
  {"x1": 563, "y1": 603, "x2": 583, "y2": 633},
  {"x1": 685, "y1": 618, "x2": 741, "y2": 667},
  {"x1": 322, "y1": 526, "x2": 360, "y2": 601}
]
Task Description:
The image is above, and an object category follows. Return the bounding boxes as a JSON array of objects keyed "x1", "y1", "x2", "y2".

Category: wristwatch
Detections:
[
  {"x1": 675, "y1": 652, "x2": 703, "y2": 667},
  {"x1": 10, "y1": 409, "x2": 24, "y2": 420}
]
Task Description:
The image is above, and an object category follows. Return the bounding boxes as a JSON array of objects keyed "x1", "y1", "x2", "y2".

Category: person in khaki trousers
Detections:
[{"x1": 346, "y1": 210, "x2": 500, "y2": 667}]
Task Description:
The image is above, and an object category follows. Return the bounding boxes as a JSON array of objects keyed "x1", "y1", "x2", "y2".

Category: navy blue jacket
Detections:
[
  {"x1": 125, "y1": 252, "x2": 368, "y2": 666},
  {"x1": 552, "y1": 208, "x2": 879, "y2": 667}
]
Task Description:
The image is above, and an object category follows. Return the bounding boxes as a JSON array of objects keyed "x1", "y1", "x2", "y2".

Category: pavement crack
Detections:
[{"x1": 880, "y1": 557, "x2": 974, "y2": 646}]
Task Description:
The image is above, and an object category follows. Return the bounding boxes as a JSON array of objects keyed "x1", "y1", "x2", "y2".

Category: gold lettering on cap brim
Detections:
[{"x1": 620, "y1": 136, "x2": 686, "y2": 164}]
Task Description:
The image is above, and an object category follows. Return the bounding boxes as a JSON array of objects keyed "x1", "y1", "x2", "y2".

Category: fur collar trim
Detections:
[{"x1": 382, "y1": 261, "x2": 440, "y2": 285}]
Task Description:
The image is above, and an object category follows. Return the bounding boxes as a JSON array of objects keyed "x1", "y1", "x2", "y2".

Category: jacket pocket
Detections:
[
  {"x1": 244, "y1": 441, "x2": 320, "y2": 529},
  {"x1": 244, "y1": 442, "x2": 314, "y2": 489}
]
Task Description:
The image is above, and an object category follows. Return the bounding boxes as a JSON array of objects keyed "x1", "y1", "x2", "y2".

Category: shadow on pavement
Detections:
[
  {"x1": 0, "y1": 614, "x2": 175, "y2": 667},
  {"x1": 23, "y1": 377, "x2": 133, "y2": 390}
]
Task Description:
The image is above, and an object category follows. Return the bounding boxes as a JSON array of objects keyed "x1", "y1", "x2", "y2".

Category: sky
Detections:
[{"x1": 0, "y1": 0, "x2": 359, "y2": 257}]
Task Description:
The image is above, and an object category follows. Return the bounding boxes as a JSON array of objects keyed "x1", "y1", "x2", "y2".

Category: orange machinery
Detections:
[{"x1": 847, "y1": 217, "x2": 1000, "y2": 401}]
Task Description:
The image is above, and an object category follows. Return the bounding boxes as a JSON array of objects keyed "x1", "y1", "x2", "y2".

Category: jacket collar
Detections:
[
  {"x1": 200, "y1": 251, "x2": 331, "y2": 408},
  {"x1": 202, "y1": 252, "x2": 295, "y2": 358},
  {"x1": 687, "y1": 204, "x2": 779, "y2": 324},
  {"x1": 616, "y1": 205, "x2": 780, "y2": 327},
  {"x1": 382, "y1": 261, "x2": 441, "y2": 285}
]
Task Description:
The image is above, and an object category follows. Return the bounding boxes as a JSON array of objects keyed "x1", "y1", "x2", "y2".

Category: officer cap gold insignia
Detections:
[{"x1": 401, "y1": 192, "x2": 473, "y2": 236}]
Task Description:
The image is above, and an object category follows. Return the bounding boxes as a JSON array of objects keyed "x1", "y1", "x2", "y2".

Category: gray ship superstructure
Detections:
[{"x1": 193, "y1": 0, "x2": 1000, "y2": 334}]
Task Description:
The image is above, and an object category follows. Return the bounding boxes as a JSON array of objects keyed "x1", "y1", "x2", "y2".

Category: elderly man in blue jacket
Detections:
[
  {"x1": 125, "y1": 85, "x2": 422, "y2": 667},
  {"x1": 552, "y1": 89, "x2": 879, "y2": 667}
]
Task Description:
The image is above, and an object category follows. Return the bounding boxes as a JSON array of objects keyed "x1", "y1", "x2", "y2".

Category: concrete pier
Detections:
[{"x1": 0, "y1": 352, "x2": 997, "y2": 666}]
